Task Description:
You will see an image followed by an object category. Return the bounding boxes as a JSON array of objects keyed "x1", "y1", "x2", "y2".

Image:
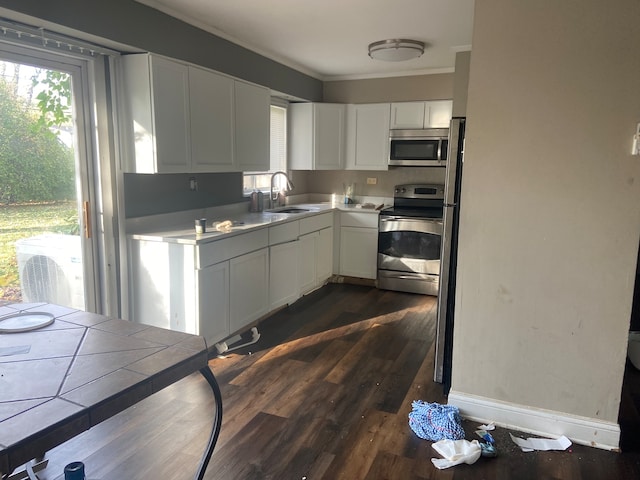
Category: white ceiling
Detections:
[{"x1": 135, "y1": 0, "x2": 475, "y2": 81}]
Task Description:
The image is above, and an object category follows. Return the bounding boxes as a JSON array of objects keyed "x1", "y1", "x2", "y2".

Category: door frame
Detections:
[{"x1": 0, "y1": 41, "x2": 120, "y2": 315}]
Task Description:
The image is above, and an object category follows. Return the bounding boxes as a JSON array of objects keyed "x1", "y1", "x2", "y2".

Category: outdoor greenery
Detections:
[
  {"x1": 0, "y1": 62, "x2": 77, "y2": 301},
  {"x1": 0, "y1": 76, "x2": 75, "y2": 204},
  {"x1": 33, "y1": 69, "x2": 72, "y2": 129}
]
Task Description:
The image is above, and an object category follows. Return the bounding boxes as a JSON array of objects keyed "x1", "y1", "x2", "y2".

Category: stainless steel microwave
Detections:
[{"x1": 388, "y1": 128, "x2": 449, "y2": 167}]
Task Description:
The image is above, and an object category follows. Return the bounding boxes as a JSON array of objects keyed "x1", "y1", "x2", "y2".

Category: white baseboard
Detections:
[{"x1": 448, "y1": 390, "x2": 620, "y2": 451}]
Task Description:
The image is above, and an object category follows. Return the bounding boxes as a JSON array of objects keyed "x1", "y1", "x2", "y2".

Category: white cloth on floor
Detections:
[{"x1": 431, "y1": 439, "x2": 482, "y2": 469}]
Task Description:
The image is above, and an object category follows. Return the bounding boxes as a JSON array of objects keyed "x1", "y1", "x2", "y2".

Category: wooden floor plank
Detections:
[
  {"x1": 364, "y1": 451, "x2": 424, "y2": 480},
  {"x1": 26, "y1": 284, "x2": 640, "y2": 480}
]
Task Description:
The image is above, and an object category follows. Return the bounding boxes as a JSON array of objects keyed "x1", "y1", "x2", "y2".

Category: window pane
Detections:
[
  {"x1": 244, "y1": 104, "x2": 287, "y2": 193},
  {"x1": 270, "y1": 105, "x2": 286, "y2": 172}
]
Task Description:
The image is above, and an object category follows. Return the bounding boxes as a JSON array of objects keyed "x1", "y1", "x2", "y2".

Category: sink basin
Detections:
[{"x1": 265, "y1": 207, "x2": 310, "y2": 214}]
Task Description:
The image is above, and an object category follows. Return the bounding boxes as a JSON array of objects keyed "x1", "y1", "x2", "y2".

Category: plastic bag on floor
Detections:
[{"x1": 431, "y1": 439, "x2": 482, "y2": 469}]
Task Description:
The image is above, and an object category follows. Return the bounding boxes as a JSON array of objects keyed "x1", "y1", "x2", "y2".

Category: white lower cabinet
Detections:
[
  {"x1": 317, "y1": 226, "x2": 334, "y2": 283},
  {"x1": 230, "y1": 247, "x2": 269, "y2": 334},
  {"x1": 128, "y1": 229, "x2": 269, "y2": 346},
  {"x1": 339, "y1": 212, "x2": 379, "y2": 279},
  {"x1": 197, "y1": 261, "x2": 230, "y2": 344},
  {"x1": 128, "y1": 210, "x2": 363, "y2": 347},
  {"x1": 298, "y1": 226, "x2": 335, "y2": 295},
  {"x1": 339, "y1": 227, "x2": 378, "y2": 279},
  {"x1": 298, "y1": 213, "x2": 335, "y2": 294},
  {"x1": 269, "y1": 240, "x2": 300, "y2": 310},
  {"x1": 298, "y1": 232, "x2": 318, "y2": 294}
]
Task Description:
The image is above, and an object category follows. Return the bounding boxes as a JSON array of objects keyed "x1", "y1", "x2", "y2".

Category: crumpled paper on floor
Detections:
[
  {"x1": 431, "y1": 439, "x2": 482, "y2": 469},
  {"x1": 509, "y1": 433, "x2": 572, "y2": 452}
]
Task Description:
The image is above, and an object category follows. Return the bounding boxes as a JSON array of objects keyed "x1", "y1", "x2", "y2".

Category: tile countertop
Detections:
[
  {"x1": 0, "y1": 302, "x2": 208, "y2": 474},
  {"x1": 128, "y1": 201, "x2": 386, "y2": 246}
]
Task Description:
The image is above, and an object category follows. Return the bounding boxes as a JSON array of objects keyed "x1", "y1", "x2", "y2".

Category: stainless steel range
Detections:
[{"x1": 377, "y1": 184, "x2": 444, "y2": 295}]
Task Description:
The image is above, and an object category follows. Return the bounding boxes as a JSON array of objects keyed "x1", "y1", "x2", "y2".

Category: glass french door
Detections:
[{"x1": 0, "y1": 44, "x2": 99, "y2": 312}]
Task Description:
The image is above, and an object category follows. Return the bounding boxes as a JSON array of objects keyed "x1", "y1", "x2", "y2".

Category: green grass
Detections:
[{"x1": 0, "y1": 201, "x2": 78, "y2": 301}]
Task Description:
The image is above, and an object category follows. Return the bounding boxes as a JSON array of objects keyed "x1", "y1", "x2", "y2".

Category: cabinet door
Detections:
[
  {"x1": 269, "y1": 240, "x2": 300, "y2": 309},
  {"x1": 314, "y1": 104, "x2": 344, "y2": 170},
  {"x1": 197, "y1": 261, "x2": 230, "y2": 345},
  {"x1": 346, "y1": 103, "x2": 390, "y2": 171},
  {"x1": 189, "y1": 66, "x2": 235, "y2": 172},
  {"x1": 390, "y1": 102, "x2": 426, "y2": 129},
  {"x1": 150, "y1": 56, "x2": 191, "y2": 173},
  {"x1": 425, "y1": 100, "x2": 453, "y2": 128},
  {"x1": 317, "y1": 226, "x2": 334, "y2": 283},
  {"x1": 339, "y1": 226, "x2": 378, "y2": 279},
  {"x1": 235, "y1": 81, "x2": 270, "y2": 172},
  {"x1": 230, "y1": 247, "x2": 269, "y2": 333},
  {"x1": 298, "y1": 232, "x2": 317, "y2": 294}
]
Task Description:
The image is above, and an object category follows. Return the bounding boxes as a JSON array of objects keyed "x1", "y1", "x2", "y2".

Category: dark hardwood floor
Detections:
[{"x1": 28, "y1": 284, "x2": 640, "y2": 479}]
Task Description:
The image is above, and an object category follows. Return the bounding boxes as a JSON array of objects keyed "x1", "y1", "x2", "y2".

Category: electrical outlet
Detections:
[{"x1": 366, "y1": 177, "x2": 377, "y2": 185}]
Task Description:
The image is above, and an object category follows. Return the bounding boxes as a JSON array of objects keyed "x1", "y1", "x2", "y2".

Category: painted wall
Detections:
[
  {"x1": 323, "y1": 73, "x2": 453, "y2": 104},
  {"x1": 452, "y1": 51, "x2": 470, "y2": 117},
  {"x1": 303, "y1": 168, "x2": 445, "y2": 199},
  {"x1": 123, "y1": 172, "x2": 244, "y2": 218},
  {"x1": 451, "y1": 0, "x2": 640, "y2": 427},
  {"x1": 0, "y1": 0, "x2": 322, "y2": 101}
]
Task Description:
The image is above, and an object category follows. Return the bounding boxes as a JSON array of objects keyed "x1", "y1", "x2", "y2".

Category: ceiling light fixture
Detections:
[{"x1": 368, "y1": 39, "x2": 425, "y2": 62}]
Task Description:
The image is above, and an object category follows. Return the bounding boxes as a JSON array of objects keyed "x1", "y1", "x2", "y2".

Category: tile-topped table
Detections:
[{"x1": 0, "y1": 302, "x2": 222, "y2": 479}]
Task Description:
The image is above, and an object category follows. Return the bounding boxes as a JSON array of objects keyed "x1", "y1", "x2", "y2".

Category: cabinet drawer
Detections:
[
  {"x1": 340, "y1": 211, "x2": 379, "y2": 229},
  {"x1": 300, "y1": 212, "x2": 333, "y2": 235},
  {"x1": 269, "y1": 220, "x2": 299, "y2": 245},
  {"x1": 197, "y1": 229, "x2": 268, "y2": 268}
]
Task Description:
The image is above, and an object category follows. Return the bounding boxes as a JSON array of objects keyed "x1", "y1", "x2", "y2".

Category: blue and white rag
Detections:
[{"x1": 408, "y1": 401, "x2": 465, "y2": 441}]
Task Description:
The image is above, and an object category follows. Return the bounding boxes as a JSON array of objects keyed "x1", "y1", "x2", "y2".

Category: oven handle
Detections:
[
  {"x1": 381, "y1": 272, "x2": 439, "y2": 282},
  {"x1": 379, "y1": 217, "x2": 443, "y2": 235}
]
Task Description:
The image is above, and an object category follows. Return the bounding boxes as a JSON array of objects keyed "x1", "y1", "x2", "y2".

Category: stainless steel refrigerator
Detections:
[{"x1": 434, "y1": 117, "x2": 466, "y2": 390}]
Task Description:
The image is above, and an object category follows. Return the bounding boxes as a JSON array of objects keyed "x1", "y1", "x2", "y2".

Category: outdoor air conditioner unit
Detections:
[{"x1": 15, "y1": 234, "x2": 85, "y2": 310}]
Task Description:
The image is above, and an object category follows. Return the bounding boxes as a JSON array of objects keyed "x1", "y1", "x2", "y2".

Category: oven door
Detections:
[{"x1": 377, "y1": 215, "x2": 442, "y2": 295}]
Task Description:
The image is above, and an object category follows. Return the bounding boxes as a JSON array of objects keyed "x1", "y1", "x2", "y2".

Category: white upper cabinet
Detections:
[
  {"x1": 390, "y1": 100, "x2": 453, "y2": 129},
  {"x1": 188, "y1": 66, "x2": 235, "y2": 172},
  {"x1": 289, "y1": 103, "x2": 345, "y2": 170},
  {"x1": 121, "y1": 54, "x2": 191, "y2": 173},
  {"x1": 235, "y1": 80, "x2": 270, "y2": 172},
  {"x1": 120, "y1": 53, "x2": 270, "y2": 174},
  {"x1": 345, "y1": 103, "x2": 390, "y2": 171},
  {"x1": 390, "y1": 102, "x2": 426, "y2": 129}
]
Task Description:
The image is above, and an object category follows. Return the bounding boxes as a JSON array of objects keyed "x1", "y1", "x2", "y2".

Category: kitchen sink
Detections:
[{"x1": 264, "y1": 207, "x2": 310, "y2": 214}]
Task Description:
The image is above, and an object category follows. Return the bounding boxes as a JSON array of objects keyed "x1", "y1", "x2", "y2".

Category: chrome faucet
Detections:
[{"x1": 270, "y1": 171, "x2": 294, "y2": 205}]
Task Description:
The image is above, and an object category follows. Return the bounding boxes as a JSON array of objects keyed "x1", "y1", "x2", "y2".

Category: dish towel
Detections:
[
  {"x1": 408, "y1": 401, "x2": 465, "y2": 441},
  {"x1": 431, "y1": 439, "x2": 482, "y2": 469}
]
